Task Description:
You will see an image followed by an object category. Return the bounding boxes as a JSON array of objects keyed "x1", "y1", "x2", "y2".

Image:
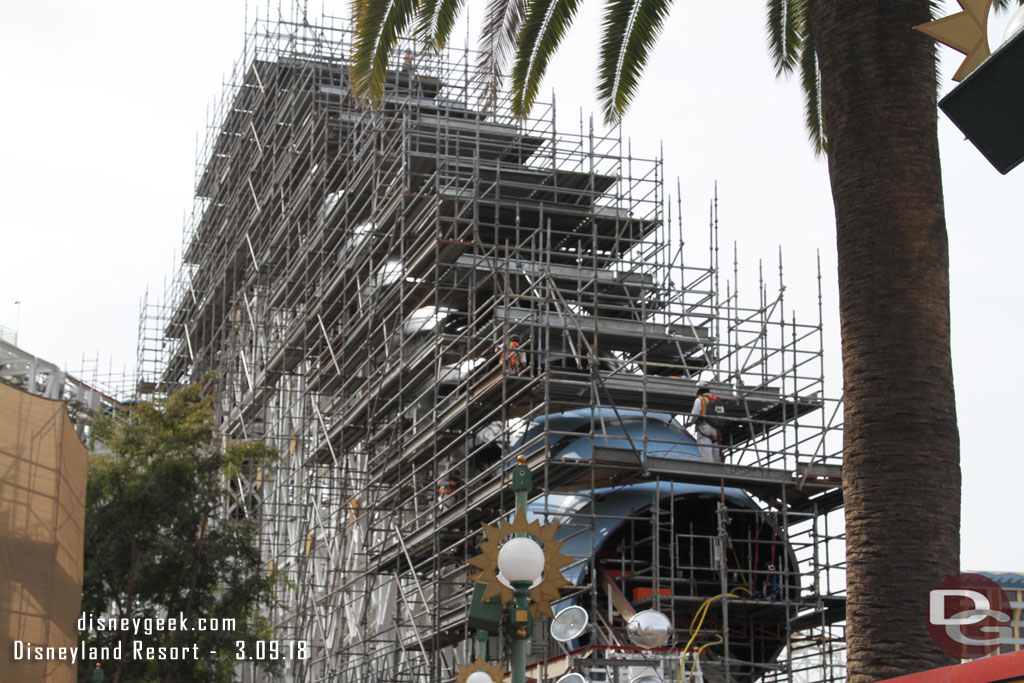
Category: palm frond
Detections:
[
  {"x1": 350, "y1": 0, "x2": 381, "y2": 95},
  {"x1": 508, "y1": 0, "x2": 582, "y2": 117},
  {"x1": 596, "y1": 0, "x2": 674, "y2": 124},
  {"x1": 766, "y1": 0, "x2": 805, "y2": 76},
  {"x1": 475, "y1": 0, "x2": 530, "y2": 113},
  {"x1": 350, "y1": 0, "x2": 421, "y2": 103},
  {"x1": 414, "y1": 0, "x2": 441, "y2": 45},
  {"x1": 416, "y1": 0, "x2": 468, "y2": 50},
  {"x1": 351, "y1": 0, "x2": 370, "y2": 32},
  {"x1": 992, "y1": 0, "x2": 1022, "y2": 11},
  {"x1": 798, "y1": 11, "x2": 825, "y2": 155}
]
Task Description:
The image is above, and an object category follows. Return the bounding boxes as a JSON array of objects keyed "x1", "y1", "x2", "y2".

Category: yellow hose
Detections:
[
  {"x1": 691, "y1": 635, "x2": 724, "y2": 677},
  {"x1": 675, "y1": 586, "x2": 751, "y2": 682}
]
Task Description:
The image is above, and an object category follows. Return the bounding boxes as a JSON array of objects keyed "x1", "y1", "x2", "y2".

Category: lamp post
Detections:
[
  {"x1": 916, "y1": 2, "x2": 1024, "y2": 174},
  {"x1": 939, "y1": 22, "x2": 1024, "y2": 175},
  {"x1": 459, "y1": 456, "x2": 573, "y2": 683},
  {"x1": 499, "y1": 537, "x2": 544, "y2": 682},
  {"x1": 459, "y1": 456, "x2": 673, "y2": 681}
]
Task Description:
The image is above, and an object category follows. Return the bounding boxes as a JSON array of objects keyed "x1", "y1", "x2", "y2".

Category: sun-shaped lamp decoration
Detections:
[
  {"x1": 467, "y1": 507, "x2": 573, "y2": 620},
  {"x1": 915, "y1": 0, "x2": 995, "y2": 81},
  {"x1": 454, "y1": 657, "x2": 505, "y2": 683},
  {"x1": 915, "y1": 0, "x2": 1024, "y2": 175}
]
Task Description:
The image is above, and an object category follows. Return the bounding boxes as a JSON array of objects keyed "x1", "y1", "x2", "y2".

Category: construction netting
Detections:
[{"x1": 0, "y1": 381, "x2": 87, "y2": 683}]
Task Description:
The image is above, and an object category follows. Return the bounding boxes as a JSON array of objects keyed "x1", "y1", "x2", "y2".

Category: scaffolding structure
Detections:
[
  {"x1": 139, "y1": 13, "x2": 846, "y2": 682},
  {"x1": 0, "y1": 338, "x2": 126, "y2": 439}
]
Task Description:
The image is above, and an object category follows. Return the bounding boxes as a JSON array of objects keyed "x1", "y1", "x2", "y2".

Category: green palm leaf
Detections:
[
  {"x1": 798, "y1": 10, "x2": 825, "y2": 154},
  {"x1": 596, "y1": 0, "x2": 673, "y2": 123},
  {"x1": 766, "y1": 0, "x2": 804, "y2": 76},
  {"x1": 508, "y1": 0, "x2": 582, "y2": 117},
  {"x1": 764, "y1": 0, "x2": 822, "y2": 153},
  {"x1": 476, "y1": 0, "x2": 530, "y2": 113},
  {"x1": 414, "y1": 0, "x2": 441, "y2": 45},
  {"x1": 416, "y1": 0, "x2": 468, "y2": 50},
  {"x1": 350, "y1": 0, "x2": 421, "y2": 102}
]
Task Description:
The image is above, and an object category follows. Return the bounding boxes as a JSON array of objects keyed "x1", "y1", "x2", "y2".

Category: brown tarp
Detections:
[{"x1": 0, "y1": 381, "x2": 87, "y2": 683}]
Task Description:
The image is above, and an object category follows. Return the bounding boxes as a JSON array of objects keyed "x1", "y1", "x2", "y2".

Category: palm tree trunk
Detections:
[{"x1": 809, "y1": 1, "x2": 961, "y2": 680}]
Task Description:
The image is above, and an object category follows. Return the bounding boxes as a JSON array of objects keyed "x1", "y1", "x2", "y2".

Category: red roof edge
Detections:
[{"x1": 880, "y1": 650, "x2": 1024, "y2": 683}]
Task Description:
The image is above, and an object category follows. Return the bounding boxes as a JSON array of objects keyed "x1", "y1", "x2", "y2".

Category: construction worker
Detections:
[
  {"x1": 689, "y1": 385, "x2": 725, "y2": 463},
  {"x1": 437, "y1": 470, "x2": 462, "y2": 511},
  {"x1": 504, "y1": 334, "x2": 527, "y2": 375}
]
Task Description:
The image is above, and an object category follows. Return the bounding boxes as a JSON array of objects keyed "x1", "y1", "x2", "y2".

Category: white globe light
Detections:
[
  {"x1": 466, "y1": 672, "x2": 495, "y2": 683},
  {"x1": 557, "y1": 674, "x2": 588, "y2": 683},
  {"x1": 1003, "y1": 4, "x2": 1024, "y2": 45},
  {"x1": 626, "y1": 610, "x2": 673, "y2": 649},
  {"x1": 497, "y1": 537, "x2": 545, "y2": 583}
]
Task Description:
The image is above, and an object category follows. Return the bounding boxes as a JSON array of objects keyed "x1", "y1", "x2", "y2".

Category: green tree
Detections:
[
  {"x1": 80, "y1": 383, "x2": 278, "y2": 683},
  {"x1": 349, "y1": 0, "x2": 1022, "y2": 679}
]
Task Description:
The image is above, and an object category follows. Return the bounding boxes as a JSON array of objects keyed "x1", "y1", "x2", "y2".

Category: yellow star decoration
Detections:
[
  {"x1": 915, "y1": 0, "x2": 994, "y2": 81},
  {"x1": 454, "y1": 657, "x2": 505, "y2": 683},
  {"x1": 467, "y1": 508, "x2": 574, "y2": 618}
]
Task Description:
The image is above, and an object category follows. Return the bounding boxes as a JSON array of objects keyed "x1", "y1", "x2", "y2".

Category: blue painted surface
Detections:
[
  {"x1": 513, "y1": 409, "x2": 755, "y2": 586},
  {"x1": 979, "y1": 572, "x2": 1024, "y2": 588},
  {"x1": 516, "y1": 408, "x2": 701, "y2": 463},
  {"x1": 509, "y1": 410, "x2": 799, "y2": 671},
  {"x1": 529, "y1": 482, "x2": 753, "y2": 585}
]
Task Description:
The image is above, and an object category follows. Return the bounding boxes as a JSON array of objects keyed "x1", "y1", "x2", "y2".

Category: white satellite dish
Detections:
[
  {"x1": 626, "y1": 610, "x2": 673, "y2": 649},
  {"x1": 556, "y1": 674, "x2": 587, "y2": 683},
  {"x1": 550, "y1": 605, "x2": 589, "y2": 642}
]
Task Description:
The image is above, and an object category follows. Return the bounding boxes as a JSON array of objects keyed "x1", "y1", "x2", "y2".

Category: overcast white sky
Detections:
[{"x1": 1, "y1": 1, "x2": 1020, "y2": 572}]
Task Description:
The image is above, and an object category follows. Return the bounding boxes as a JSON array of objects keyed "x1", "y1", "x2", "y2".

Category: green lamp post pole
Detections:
[
  {"x1": 509, "y1": 456, "x2": 533, "y2": 683},
  {"x1": 467, "y1": 455, "x2": 548, "y2": 683},
  {"x1": 509, "y1": 581, "x2": 532, "y2": 683}
]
